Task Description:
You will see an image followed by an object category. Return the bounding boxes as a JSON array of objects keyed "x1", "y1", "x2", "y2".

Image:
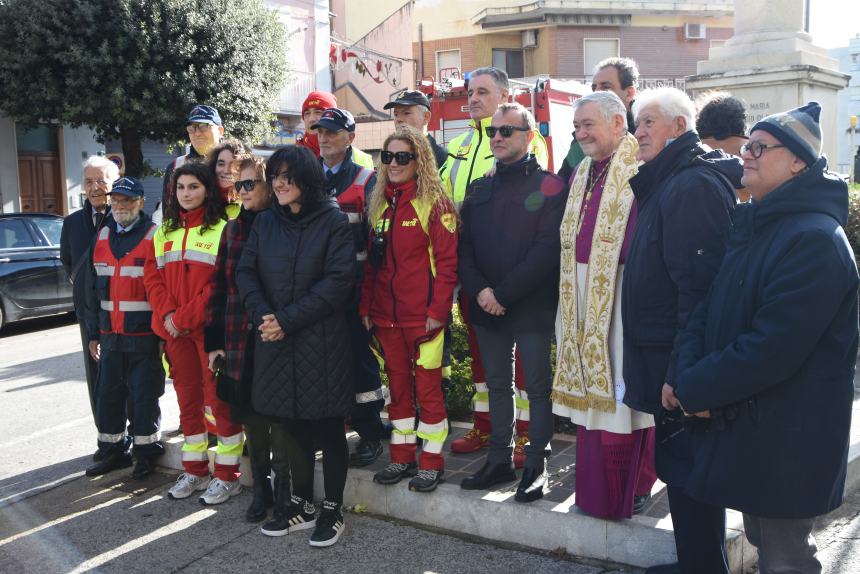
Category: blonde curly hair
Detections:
[{"x1": 368, "y1": 126, "x2": 453, "y2": 222}]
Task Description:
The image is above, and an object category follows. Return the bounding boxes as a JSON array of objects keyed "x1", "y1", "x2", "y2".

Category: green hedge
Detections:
[{"x1": 848, "y1": 184, "x2": 860, "y2": 265}]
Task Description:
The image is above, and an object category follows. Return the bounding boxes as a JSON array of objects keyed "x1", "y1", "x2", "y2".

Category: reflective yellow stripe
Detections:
[
  {"x1": 216, "y1": 432, "x2": 244, "y2": 465},
  {"x1": 415, "y1": 329, "x2": 445, "y2": 370},
  {"x1": 119, "y1": 266, "x2": 145, "y2": 277},
  {"x1": 184, "y1": 250, "x2": 217, "y2": 265},
  {"x1": 204, "y1": 406, "x2": 215, "y2": 424},
  {"x1": 422, "y1": 439, "x2": 445, "y2": 454},
  {"x1": 473, "y1": 389, "x2": 490, "y2": 412},
  {"x1": 162, "y1": 251, "x2": 183, "y2": 264},
  {"x1": 441, "y1": 365, "x2": 451, "y2": 378},
  {"x1": 515, "y1": 396, "x2": 529, "y2": 411},
  {"x1": 145, "y1": 225, "x2": 158, "y2": 240},
  {"x1": 390, "y1": 417, "x2": 416, "y2": 443},
  {"x1": 417, "y1": 419, "x2": 448, "y2": 444},
  {"x1": 473, "y1": 382, "x2": 489, "y2": 393}
]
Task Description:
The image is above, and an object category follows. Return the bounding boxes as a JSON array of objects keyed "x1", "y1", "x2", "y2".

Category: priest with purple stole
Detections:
[{"x1": 552, "y1": 91, "x2": 656, "y2": 519}]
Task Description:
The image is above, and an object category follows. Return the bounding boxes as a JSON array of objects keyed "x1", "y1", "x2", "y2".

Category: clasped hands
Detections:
[
  {"x1": 163, "y1": 312, "x2": 190, "y2": 339},
  {"x1": 661, "y1": 382, "x2": 710, "y2": 418},
  {"x1": 259, "y1": 314, "x2": 285, "y2": 342},
  {"x1": 477, "y1": 287, "x2": 505, "y2": 316}
]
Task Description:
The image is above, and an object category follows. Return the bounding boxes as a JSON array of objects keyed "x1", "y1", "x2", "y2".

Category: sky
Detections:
[{"x1": 810, "y1": 0, "x2": 860, "y2": 49}]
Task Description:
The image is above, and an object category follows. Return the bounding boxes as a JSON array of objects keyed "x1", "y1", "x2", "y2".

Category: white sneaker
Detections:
[
  {"x1": 168, "y1": 473, "x2": 210, "y2": 500},
  {"x1": 199, "y1": 477, "x2": 242, "y2": 505}
]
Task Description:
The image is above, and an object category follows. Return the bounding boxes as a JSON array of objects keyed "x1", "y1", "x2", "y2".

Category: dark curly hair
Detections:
[
  {"x1": 696, "y1": 92, "x2": 748, "y2": 140},
  {"x1": 206, "y1": 139, "x2": 250, "y2": 192},
  {"x1": 163, "y1": 161, "x2": 227, "y2": 233},
  {"x1": 265, "y1": 145, "x2": 327, "y2": 213}
]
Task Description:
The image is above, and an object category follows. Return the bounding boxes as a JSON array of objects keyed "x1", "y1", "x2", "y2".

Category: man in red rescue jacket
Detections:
[{"x1": 84, "y1": 177, "x2": 165, "y2": 479}]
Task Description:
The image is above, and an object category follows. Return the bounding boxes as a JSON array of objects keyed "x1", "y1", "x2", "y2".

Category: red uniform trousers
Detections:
[
  {"x1": 167, "y1": 334, "x2": 242, "y2": 481},
  {"x1": 459, "y1": 294, "x2": 528, "y2": 436},
  {"x1": 376, "y1": 325, "x2": 448, "y2": 471}
]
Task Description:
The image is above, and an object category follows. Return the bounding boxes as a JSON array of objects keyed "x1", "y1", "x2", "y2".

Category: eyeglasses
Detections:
[
  {"x1": 485, "y1": 125, "x2": 530, "y2": 138},
  {"x1": 84, "y1": 179, "x2": 109, "y2": 189},
  {"x1": 234, "y1": 179, "x2": 264, "y2": 193},
  {"x1": 186, "y1": 123, "x2": 211, "y2": 134},
  {"x1": 740, "y1": 141, "x2": 786, "y2": 159},
  {"x1": 380, "y1": 151, "x2": 416, "y2": 166},
  {"x1": 268, "y1": 171, "x2": 293, "y2": 185}
]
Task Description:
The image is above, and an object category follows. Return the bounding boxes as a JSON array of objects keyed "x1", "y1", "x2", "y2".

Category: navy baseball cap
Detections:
[
  {"x1": 108, "y1": 177, "x2": 145, "y2": 198},
  {"x1": 311, "y1": 108, "x2": 356, "y2": 133},
  {"x1": 186, "y1": 105, "x2": 222, "y2": 126},
  {"x1": 383, "y1": 90, "x2": 431, "y2": 110}
]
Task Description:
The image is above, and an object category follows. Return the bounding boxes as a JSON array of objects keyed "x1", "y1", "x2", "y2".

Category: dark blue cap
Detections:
[
  {"x1": 109, "y1": 177, "x2": 144, "y2": 198},
  {"x1": 311, "y1": 108, "x2": 356, "y2": 133},
  {"x1": 186, "y1": 105, "x2": 222, "y2": 126}
]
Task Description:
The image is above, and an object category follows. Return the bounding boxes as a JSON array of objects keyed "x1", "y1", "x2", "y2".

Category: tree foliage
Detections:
[{"x1": 0, "y1": 0, "x2": 287, "y2": 176}]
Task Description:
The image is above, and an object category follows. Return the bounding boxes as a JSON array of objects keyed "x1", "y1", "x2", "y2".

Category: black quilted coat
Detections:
[{"x1": 236, "y1": 198, "x2": 356, "y2": 420}]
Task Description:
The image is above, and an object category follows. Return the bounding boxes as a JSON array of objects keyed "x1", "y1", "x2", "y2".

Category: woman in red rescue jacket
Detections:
[
  {"x1": 143, "y1": 162, "x2": 240, "y2": 504},
  {"x1": 360, "y1": 126, "x2": 458, "y2": 493}
]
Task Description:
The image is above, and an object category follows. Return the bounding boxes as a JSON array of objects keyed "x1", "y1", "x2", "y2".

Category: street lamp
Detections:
[{"x1": 851, "y1": 115, "x2": 857, "y2": 184}]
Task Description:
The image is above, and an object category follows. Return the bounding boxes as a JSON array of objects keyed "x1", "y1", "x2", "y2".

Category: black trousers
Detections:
[
  {"x1": 244, "y1": 415, "x2": 290, "y2": 479},
  {"x1": 346, "y1": 309, "x2": 385, "y2": 441},
  {"x1": 667, "y1": 485, "x2": 729, "y2": 574},
  {"x1": 78, "y1": 321, "x2": 99, "y2": 422},
  {"x1": 95, "y1": 348, "x2": 165, "y2": 457},
  {"x1": 280, "y1": 417, "x2": 349, "y2": 504}
]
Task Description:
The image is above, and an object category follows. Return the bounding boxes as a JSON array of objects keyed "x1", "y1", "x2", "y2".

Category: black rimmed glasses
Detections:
[
  {"x1": 380, "y1": 151, "x2": 416, "y2": 166},
  {"x1": 485, "y1": 125, "x2": 530, "y2": 138},
  {"x1": 234, "y1": 179, "x2": 264, "y2": 193},
  {"x1": 740, "y1": 141, "x2": 786, "y2": 159}
]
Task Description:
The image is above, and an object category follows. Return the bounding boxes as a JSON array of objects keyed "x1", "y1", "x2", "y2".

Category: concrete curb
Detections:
[{"x1": 153, "y1": 397, "x2": 860, "y2": 571}]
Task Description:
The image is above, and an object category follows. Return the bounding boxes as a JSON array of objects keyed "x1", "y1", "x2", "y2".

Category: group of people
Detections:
[{"x1": 58, "y1": 58, "x2": 857, "y2": 572}]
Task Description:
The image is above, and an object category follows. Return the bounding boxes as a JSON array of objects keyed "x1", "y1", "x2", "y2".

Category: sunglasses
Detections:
[
  {"x1": 234, "y1": 179, "x2": 264, "y2": 193},
  {"x1": 267, "y1": 171, "x2": 294, "y2": 185},
  {"x1": 485, "y1": 125, "x2": 530, "y2": 138},
  {"x1": 380, "y1": 151, "x2": 416, "y2": 166}
]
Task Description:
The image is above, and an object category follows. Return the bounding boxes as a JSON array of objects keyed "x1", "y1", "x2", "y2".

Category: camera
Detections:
[{"x1": 369, "y1": 230, "x2": 387, "y2": 268}]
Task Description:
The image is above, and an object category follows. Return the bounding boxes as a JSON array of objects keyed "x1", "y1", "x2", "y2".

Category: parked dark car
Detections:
[{"x1": 0, "y1": 213, "x2": 73, "y2": 330}]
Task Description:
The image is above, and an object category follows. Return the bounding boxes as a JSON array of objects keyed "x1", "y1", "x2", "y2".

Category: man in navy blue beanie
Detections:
[{"x1": 673, "y1": 102, "x2": 858, "y2": 573}]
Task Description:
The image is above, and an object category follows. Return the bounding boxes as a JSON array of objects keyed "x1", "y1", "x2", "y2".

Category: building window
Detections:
[
  {"x1": 492, "y1": 49, "x2": 524, "y2": 79},
  {"x1": 850, "y1": 86, "x2": 860, "y2": 101},
  {"x1": 710, "y1": 40, "x2": 726, "y2": 50},
  {"x1": 583, "y1": 39, "x2": 619, "y2": 79},
  {"x1": 851, "y1": 53, "x2": 860, "y2": 71},
  {"x1": 436, "y1": 49, "x2": 461, "y2": 83}
]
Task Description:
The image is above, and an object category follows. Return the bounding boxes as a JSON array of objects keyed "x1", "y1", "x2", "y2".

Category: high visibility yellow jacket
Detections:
[{"x1": 439, "y1": 116, "x2": 549, "y2": 209}]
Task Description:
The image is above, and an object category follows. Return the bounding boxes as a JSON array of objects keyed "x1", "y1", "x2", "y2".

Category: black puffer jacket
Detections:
[{"x1": 236, "y1": 198, "x2": 356, "y2": 420}]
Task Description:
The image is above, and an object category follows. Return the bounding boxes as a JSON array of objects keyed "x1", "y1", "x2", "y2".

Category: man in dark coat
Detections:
[
  {"x1": 457, "y1": 102, "x2": 567, "y2": 502},
  {"x1": 60, "y1": 156, "x2": 115, "y2": 425},
  {"x1": 674, "y1": 102, "x2": 858, "y2": 574},
  {"x1": 621, "y1": 87, "x2": 741, "y2": 574}
]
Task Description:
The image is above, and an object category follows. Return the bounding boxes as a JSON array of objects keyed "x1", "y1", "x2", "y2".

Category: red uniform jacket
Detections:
[{"x1": 360, "y1": 181, "x2": 458, "y2": 328}]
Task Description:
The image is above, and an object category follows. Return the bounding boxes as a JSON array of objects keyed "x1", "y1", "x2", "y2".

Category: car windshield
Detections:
[
  {"x1": 32, "y1": 217, "x2": 63, "y2": 246},
  {"x1": 0, "y1": 219, "x2": 36, "y2": 249}
]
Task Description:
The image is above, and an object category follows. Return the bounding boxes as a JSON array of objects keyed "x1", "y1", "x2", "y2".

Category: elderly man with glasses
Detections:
[
  {"x1": 61, "y1": 155, "x2": 116, "y2": 434},
  {"x1": 620, "y1": 87, "x2": 743, "y2": 574},
  {"x1": 673, "y1": 102, "x2": 858, "y2": 574},
  {"x1": 458, "y1": 102, "x2": 567, "y2": 502}
]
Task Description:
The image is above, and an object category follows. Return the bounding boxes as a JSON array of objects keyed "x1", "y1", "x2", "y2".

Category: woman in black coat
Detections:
[{"x1": 236, "y1": 145, "x2": 355, "y2": 548}]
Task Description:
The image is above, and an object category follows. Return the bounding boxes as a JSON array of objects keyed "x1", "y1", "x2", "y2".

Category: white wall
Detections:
[
  {"x1": 0, "y1": 116, "x2": 20, "y2": 213},
  {"x1": 62, "y1": 125, "x2": 104, "y2": 213}
]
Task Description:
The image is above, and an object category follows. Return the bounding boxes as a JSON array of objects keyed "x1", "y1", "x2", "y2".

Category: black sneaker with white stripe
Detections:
[
  {"x1": 309, "y1": 500, "x2": 345, "y2": 548},
  {"x1": 260, "y1": 495, "x2": 316, "y2": 537}
]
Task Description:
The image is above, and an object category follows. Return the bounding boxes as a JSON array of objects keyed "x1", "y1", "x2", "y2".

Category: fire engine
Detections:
[{"x1": 419, "y1": 74, "x2": 590, "y2": 172}]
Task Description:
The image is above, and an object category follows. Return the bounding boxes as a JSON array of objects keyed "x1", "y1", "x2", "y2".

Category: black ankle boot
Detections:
[{"x1": 245, "y1": 467, "x2": 274, "y2": 523}]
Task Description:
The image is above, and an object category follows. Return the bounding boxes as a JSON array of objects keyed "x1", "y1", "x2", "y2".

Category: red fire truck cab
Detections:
[{"x1": 419, "y1": 75, "x2": 590, "y2": 172}]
